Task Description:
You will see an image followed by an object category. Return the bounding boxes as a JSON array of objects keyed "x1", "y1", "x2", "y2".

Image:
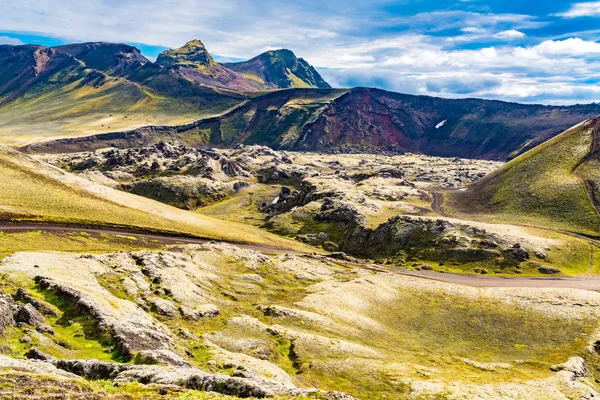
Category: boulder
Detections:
[
  {"x1": 133, "y1": 349, "x2": 191, "y2": 367},
  {"x1": 148, "y1": 298, "x2": 179, "y2": 318},
  {"x1": 511, "y1": 243, "x2": 529, "y2": 260},
  {"x1": 538, "y1": 265, "x2": 561, "y2": 274},
  {"x1": 180, "y1": 304, "x2": 220, "y2": 320},
  {"x1": 24, "y1": 348, "x2": 54, "y2": 361},
  {"x1": 15, "y1": 304, "x2": 45, "y2": 327}
]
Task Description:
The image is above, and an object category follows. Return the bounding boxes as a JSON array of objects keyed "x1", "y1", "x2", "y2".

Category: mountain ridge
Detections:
[
  {"x1": 223, "y1": 48, "x2": 331, "y2": 89},
  {"x1": 22, "y1": 86, "x2": 600, "y2": 161}
]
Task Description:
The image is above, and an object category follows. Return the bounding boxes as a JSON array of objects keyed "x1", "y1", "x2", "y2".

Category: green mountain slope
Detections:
[
  {"x1": 30, "y1": 87, "x2": 600, "y2": 161},
  {"x1": 223, "y1": 49, "x2": 331, "y2": 89},
  {"x1": 447, "y1": 117, "x2": 600, "y2": 236},
  {"x1": 0, "y1": 42, "x2": 246, "y2": 146}
]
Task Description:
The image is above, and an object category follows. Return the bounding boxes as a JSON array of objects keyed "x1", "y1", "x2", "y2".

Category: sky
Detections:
[{"x1": 3, "y1": 1, "x2": 600, "y2": 105}]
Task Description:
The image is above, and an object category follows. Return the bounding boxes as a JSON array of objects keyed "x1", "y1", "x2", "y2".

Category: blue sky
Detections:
[{"x1": 3, "y1": 1, "x2": 600, "y2": 104}]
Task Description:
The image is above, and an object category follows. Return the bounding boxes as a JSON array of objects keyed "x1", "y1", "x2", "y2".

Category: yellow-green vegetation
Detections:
[
  {"x1": 274, "y1": 286, "x2": 595, "y2": 398},
  {"x1": 0, "y1": 230, "x2": 160, "y2": 260},
  {"x1": 447, "y1": 119, "x2": 600, "y2": 236},
  {"x1": 0, "y1": 77, "x2": 235, "y2": 147},
  {"x1": 0, "y1": 145, "x2": 306, "y2": 250},
  {"x1": 197, "y1": 184, "x2": 281, "y2": 226}
]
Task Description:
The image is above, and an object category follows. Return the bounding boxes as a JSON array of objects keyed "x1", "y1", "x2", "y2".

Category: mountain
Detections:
[
  {"x1": 0, "y1": 41, "x2": 247, "y2": 145},
  {"x1": 0, "y1": 40, "x2": 333, "y2": 145},
  {"x1": 446, "y1": 117, "x2": 600, "y2": 236},
  {"x1": 28, "y1": 87, "x2": 600, "y2": 160},
  {"x1": 156, "y1": 40, "x2": 264, "y2": 91},
  {"x1": 223, "y1": 49, "x2": 331, "y2": 89}
]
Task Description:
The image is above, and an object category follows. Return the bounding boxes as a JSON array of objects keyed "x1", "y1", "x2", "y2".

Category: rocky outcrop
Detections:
[
  {"x1": 49, "y1": 358, "x2": 355, "y2": 399},
  {"x1": 15, "y1": 288, "x2": 57, "y2": 316},
  {"x1": 35, "y1": 276, "x2": 179, "y2": 362},
  {"x1": 0, "y1": 294, "x2": 15, "y2": 335},
  {"x1": 342, "y1": 216, "x2": 519, "y2": 266}
]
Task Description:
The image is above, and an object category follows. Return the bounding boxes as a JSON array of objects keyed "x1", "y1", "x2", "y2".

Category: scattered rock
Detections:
[
  {"x1": 538, "y1": 266, "x2": 561, "y2": 274},
  {"x1": 180, "y1": 304, "x2": 220, "y2": 320},
  {"x1": 15, "y1": 288, "x2": 58, "y2": 316},
  {"x1": 24, "y1": 348, "x2": 54, "y2": 361},
  {"x1": 14, "y1": 304, "x2": 46, "y2": 327}
]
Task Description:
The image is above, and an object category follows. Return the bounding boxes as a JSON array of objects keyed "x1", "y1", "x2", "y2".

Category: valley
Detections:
[{"x1": 2, "y1": 36, "x2": 600, "y2": 400}]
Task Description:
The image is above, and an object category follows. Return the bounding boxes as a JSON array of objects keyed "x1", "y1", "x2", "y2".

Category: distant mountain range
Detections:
[{"x1": 3, "y1": 39, "x2": 600, "y2": 160}]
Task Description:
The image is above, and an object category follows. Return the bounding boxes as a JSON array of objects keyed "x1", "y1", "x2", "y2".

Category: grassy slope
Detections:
[
  {"x1": 0, "y1": 145, "x2": 303, "y2": 250},
  {"x1": 0, "y1": 76, "x2": 240, "y2": 147},
  {"x1": 446, "y1": 119, "x2": 600, "y2": 236}
]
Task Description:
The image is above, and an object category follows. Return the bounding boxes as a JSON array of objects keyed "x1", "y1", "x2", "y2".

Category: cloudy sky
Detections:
[{"x1": 3, "y1": 0, "x2": 600, "y2": 104}]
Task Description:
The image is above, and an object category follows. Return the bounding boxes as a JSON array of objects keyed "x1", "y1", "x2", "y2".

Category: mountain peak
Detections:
[
  {"x1": 223, "y1": 48, "x2": 330, "y2": 89},
  {"x1": 156, "y1": 39, "x2": 215, "y2": 68}
]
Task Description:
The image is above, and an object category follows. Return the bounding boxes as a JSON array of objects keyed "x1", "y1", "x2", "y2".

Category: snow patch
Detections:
[{"x1": 435, "y1": 119, "x2": 447, "y2": 129}]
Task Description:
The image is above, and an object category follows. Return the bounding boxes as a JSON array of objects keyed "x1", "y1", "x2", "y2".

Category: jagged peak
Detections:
[{"x1": 156, "y1": 39, "x2": 215, "y2": 68}]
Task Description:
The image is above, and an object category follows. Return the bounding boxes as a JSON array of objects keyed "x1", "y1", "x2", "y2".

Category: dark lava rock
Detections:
[
  {"x1": 15, "y1": 288, "x2": 57, "y2": 316},
  {"x1": 25, "y1": 348, "x2": 54, "y2": 361},
  {"x1": 538, "y1": 265, "x2": 561, "y2": 274},
  {"x1": 511, "y1": 243, "x2": 529, "y2": 260},
  {"x1": 14, "y1": 304, "x2": 45, "y2": 327}
]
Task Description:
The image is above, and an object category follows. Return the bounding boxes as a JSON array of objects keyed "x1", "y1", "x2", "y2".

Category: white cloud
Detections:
[
  {"x1": 531, "y1": 37, "x2": 600, "y2": 55},
  {"x1": 0, "y1": 36, "x2": 23, "y2": 45},
  {"x1": 556, "y1": 1, "x2": 600, "y2": 18},
  {"x1": 461, "y1": 26, "x2": 485, "y2": 33},
  {"x1": 493, "y1": 30, "x2": 525, "y2": 40},
  {"x1": 2, "y1": 0, "x2": 600, "y2": 104}
]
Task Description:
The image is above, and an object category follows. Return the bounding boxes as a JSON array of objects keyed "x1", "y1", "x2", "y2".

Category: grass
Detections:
[
  {"x1": 0, "y1": 230, "x2": 161, "y2": 260},
  {"x1": 0, "y1": 74, "x2": 239, "y2": 147},
  {"x1": 197, "y1": 184, "x2": 281, "y2": 226},
  {"x1": 272, "y1": 285, "x2": 596, "y2": 398},
  {"x1": 447, "y1": 120, "x2": 600, "y2": 236},
  {"x1": 0, "y1": 145, "x2": 307, "y2": 251}
]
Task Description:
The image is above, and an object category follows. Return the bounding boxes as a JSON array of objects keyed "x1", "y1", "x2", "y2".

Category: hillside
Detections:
[
  {"x1": 223, "y1": 49, "x2": 331, "y2": 89},
  {"x1": 27, "y1": 87, "x2": 600, "y2": 161},
  {"x1": 0, "y1": 144, "x2": 302, "y2": 249},
  {"x1": 446, "y1": 117, "x2": 600, "y2": 236},
  {"x1": 0, "y1": 42, "x2": 247, "y2": 146},
  {"x1": 0, "y1": 40, "x2": 331, "y2": 146}
]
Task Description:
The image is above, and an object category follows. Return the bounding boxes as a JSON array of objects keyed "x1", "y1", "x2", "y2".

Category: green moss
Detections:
[{"x1": 448, "y1": 121, "x2": 600, "y2": 236}]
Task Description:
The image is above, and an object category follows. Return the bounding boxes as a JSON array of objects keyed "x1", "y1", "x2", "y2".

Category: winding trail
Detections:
[
  {"x1": 4, "y1": 222, "x2": 600, "y2": 290},
  {"x1": 431, "y1": 192, "x2": 447, "y2": 217}
]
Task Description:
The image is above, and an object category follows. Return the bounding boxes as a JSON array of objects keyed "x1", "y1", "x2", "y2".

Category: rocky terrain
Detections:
[
  {"x1": 42, "y1": 143, "x2": 589, "y2": 276},
  {"x1": 1, "y1": 242, "x2": 599, "y2": 399},
  {"x1": 5, "y1": 35, "x2": 600, "y2": 400}
]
